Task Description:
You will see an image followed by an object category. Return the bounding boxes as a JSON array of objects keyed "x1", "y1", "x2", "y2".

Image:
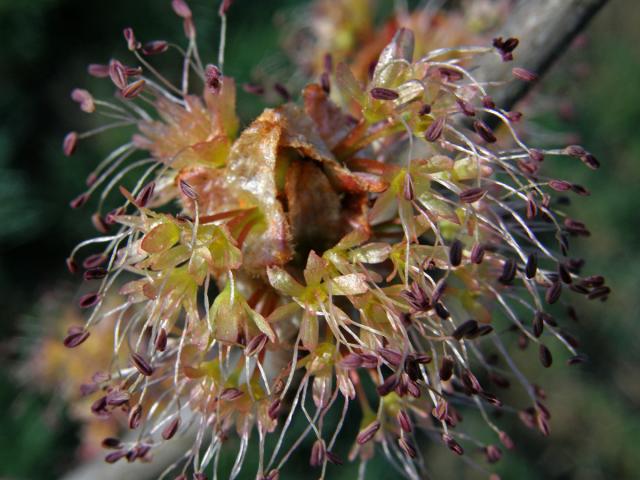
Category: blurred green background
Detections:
[{"x1": 0, "y1": 0, "x2": 639, "y2": 479}]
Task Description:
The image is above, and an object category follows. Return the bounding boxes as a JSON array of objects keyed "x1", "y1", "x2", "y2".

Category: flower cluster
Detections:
[
  {"x1": 62, "y1": 1, "x2": 607, "y2": 479},
  {"x1": 283, "y1": 0, "x2": 511, "y2": 83},
  {"x1": 21, "y1": 292, "x2": 123, "y2": 459}
]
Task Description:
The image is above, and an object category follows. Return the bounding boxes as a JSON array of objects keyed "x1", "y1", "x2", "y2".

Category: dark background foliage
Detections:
[{"x1": 0, "y1": 1, "x2": 639, "y2": 479}]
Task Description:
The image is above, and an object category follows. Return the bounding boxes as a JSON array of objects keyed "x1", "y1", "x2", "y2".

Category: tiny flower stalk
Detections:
[{"x1": 62, "y1": 1, "x2": 607, "y2": 479}]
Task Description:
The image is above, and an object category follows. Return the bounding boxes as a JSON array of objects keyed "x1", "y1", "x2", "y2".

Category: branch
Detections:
[{"x1": 476, "y1": 0, "x2": 609, "y2": 111}]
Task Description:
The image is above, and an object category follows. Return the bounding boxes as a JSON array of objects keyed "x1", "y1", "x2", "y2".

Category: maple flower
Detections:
[{"x1": 61, "y1": 2, "x2": 607, "y2": 479}]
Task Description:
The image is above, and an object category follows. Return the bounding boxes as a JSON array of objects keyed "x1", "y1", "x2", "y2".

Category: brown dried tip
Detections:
[
  {"x1": 245, "y1": 333, "x2": 268, "y2": 357},
  {"x1": 461, "y1": 369, "x2": 483, "y2": 393},
  {"x1": 449, "y1": 239, "x2": 463, "y2": 267},
  {"x1": 370, "y1": 87, "x2": 399, "y2": 101},
  {"x1": 459, "y1": 187, "x2": 486, "y2": 203},
  {"x1": 498, "y1": 258, "x2": 517, "y2": 284},
  {"x1": 499, "y1": 431, "x2": 515, "y2": 450},
  {"x1": 66, "y1": 257, "x2": 78, "y2": 274},
  {"x1": 79, "y1": 292, "x2": 101, "y2": 308},
  {"x1": 432, "y1": 279, "x2": 446, "y2": 304},
  {"x1": 91, "y1": 213, "x2": 109, "y2": 234},
  {"x1": 71, "y1": 88, "x2": 95, "y2": 113},
  {"x1": 470, "y1": 243, "x2": 485, "y2": 264},
  {"x1": 105, "y1": 207, "x2": 125, "y2": 225},
  {"x1": 442, "y1": 434, "x2": 464, "y2": 455},
  {"x1": 489, "y1": 372, "x2": 510, "y2": 389},
  {"x1": 567, "y1": 353, "x2": 588, "y2": 365},
  {"x1": 121, "y1": 79, "x2": 146, "y2": 99},
  {"x1": 171, "y1": 0, "x2": 192, "y2": 18},
  {"x1": 179, "y1": 179, "x2": 198, "y2": 200},
  {"x1": 339, "y1": 353, "x2": 362, "y2": 370},
  {"x1": 356, "y1": 420, "x2": 381, "y2": 445},
  {"x1": 378, "y1": 347, "x2": 403, "y2": 367},
  {"x1": 123, "y1": 27, "x2": 140, "y2": 51},
  {"x1": 83, "y1": 253, "x2": 107, "y2": 269},
  {"x1": 63, "y1": 131, "x2": 78, "y2": 156},
  {"x1": 70, "y1": 192, "x2": 89, "y2": 209},
  {"x1": 439, "y1": 355, "x2": 454, "y2": 381},
  {"x1": 525, "y1": 253, "x2": 537, "y2": 279},
  {"x1": 526, "y1": 194, "x2": 538, "y2": 219},
  {"x1": 326, "y1": 451, "x2": 343, "y2": 465},
  {"x1": 265, "y1": 470, "x2": 280, "y2": 480},
  {"x1": 242, "y1": 82, "x2": 265, "y2": 95},
  {"x1": 425, "y1": 117, "x2": 445, "y2": 142},
  {"x1": 274, "y1": 83, "x2": 291, "y2": 101},
  {"x1": 485, "y1": 445, "x2": 503, "y2": 464},
  {"x1": 124, "y1": 65, "x2": 143, "y2": 77},
  {"x1": 482, "y1": 95, "x2": 496, "y2": 109},
  {"x1": 320, "y1": 72, "x2": 330, "y2": 94},
  {"x1": 473, "y1": 120, "x2": 497, "y2": 143},
  {"x1": 84, "y1": 267, "x2": 108, "y2": 281},
  {"x1": 457, "y1": 99, "x2": 475, "y2": 116},
  {"x1": 507, "y1": 111, "x2": 523, "y2": 123},
  {"x1": 219, "y1": 387, "x2": 244, "y2": 401},
  {"x1": 529, "y1": 148, "x2": 545, "y2": 162},
  {"x1": 162, "y1": 417, "x2": 180, "y2": 440},
  {"x1": 532, "y1": 312, "x2": 544, "y2": 338},
  {"x1": 418, "y1": 103, "x2": 432, "y2": 115},
  {"x1": 549, "y1": 179, "x2": 572, "y2": 192},
  {"x1": 205, "y1": 64, "x2": 222, "y2": 94},
  {"x1": 309, "y1": 439, "x2": 325, "y2": 467},
  {"x1": 452, "y1": 319, "x2": 478, "y2": 340},
  {"x1": 88, "y1": 63, "x2": 110, "y2": 78},
  {"x1": 376, "y1": 374, "x2": 399, "y2": 396},
  {"x1": 135, "y1": 182, "x2": 155, "y2": 208},
  {"x1": 539, "y1": 344, "x2": 553, "y2": 368},
  {"x1": 63, "y1": 328, "x2": 90, "y2": 348},
  {"x1": 558, "y1": 263, "x2": 572, "y2": 284},
  {"x1": 571, "y1": 183, "x2": 590, "y2": 196},
  {"x1": 439, "y1": 67, "x2": 463, "y2": 82},
  {"x1": 268, "y1": 399, "x2": 281, "y2": 420},
  {"x1": 403, "y1": 173, "x2": 414, "y2": 201},
  {"x1": 219, "y1": 0, "x2": 234, "y2": 16},
  {"x1": 109, "y1": 60, "x2": 128, "y2": 90},
  {"x1": 105, "y1": 450, "x2": 127, "y2": 464},
  {"x1": 493, "y1": 37, "x2": 519, "y2": 61},
  {"x1": 536, "y1": 411, "x2": 550, "y2": 436},
  {"x1": 565, "y1": 145, "x2": 586, "y2": 157},
  {"x1": 106, "y1": 390, "x2": 130, "y2": 406},
  {"x1": 397, "y1": 410, "x2": 412, "y2": 433},
  {"x1": 128, "y1": 404, "x2": 143, "y2": 429},
  {"x1": 102, "y1": 437, "x2": 123, "y2": 449},
  {"x1": 588, "y1": 285, "x2": 611, "y2": 300},
  {"x1": 323, "y1": 53, "x2": 333, "y2": 73},
  {"x1": 155, "y1": 328, "x2": 168, "y2": 352},
  {"x1": 512, "y1": 67, "x2": 538, "y2": 82},
  {"x1": 581, "y1": 153, "x2": 600, "y2": 170},
  {"x1": 519, "y1": 159, "x2": 539, "y2": 176},
  {"x1": 545, "y1": 281, "x2": 562, "y2": 304},
  {"x1": 142, "y1": 40, "x2": 169, "y2": 55},
  {"x1": 398, "y1": 436, "x2": 417, "y2": 458},
  {"x1": 131, "y1": 352, "x2": 154, "y2": 376},
  {"x1": 564, "y1": 219, "x2": 589, "y2": 238}
]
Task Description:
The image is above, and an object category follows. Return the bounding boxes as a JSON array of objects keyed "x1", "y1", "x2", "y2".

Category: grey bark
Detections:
[{"x1": 477, "y1": 0, "x2": 610, "y2": 111}]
